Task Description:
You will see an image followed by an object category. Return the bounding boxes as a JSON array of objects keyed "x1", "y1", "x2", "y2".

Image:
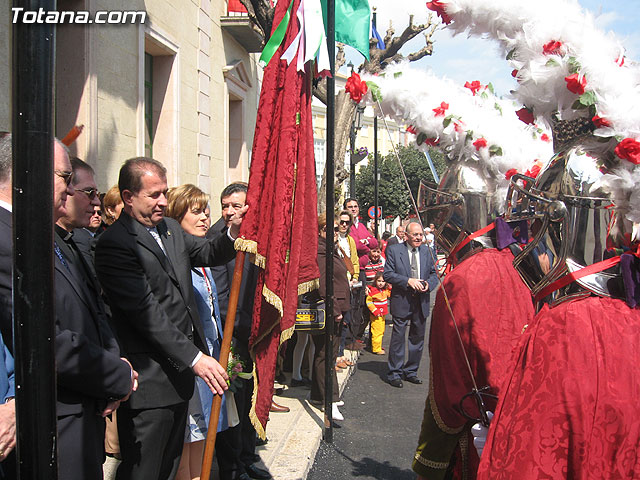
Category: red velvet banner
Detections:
[{"x1": 236, "y1": 0, "x2": 319, "y2": 436}]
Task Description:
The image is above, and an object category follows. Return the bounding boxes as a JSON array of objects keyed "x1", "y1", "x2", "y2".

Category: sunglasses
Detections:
[
  {"x1": 76, "y1": 187, "x2": 99, "y2": 200},
  {"x1": 54, "y1": 170, "x2": 74, "y2": 186},
  {"x1": 93, "y1": 210, "x2": 102, "y2": 216},
  {"x1": 339, "y1": 220, "x2": 350, "y2": 225}
]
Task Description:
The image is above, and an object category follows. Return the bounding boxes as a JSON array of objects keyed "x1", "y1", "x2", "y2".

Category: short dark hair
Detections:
[
  {"x1": 343, "y1": 197, "x2": 358, "y2": 208},
  {"x1": 0, "y1": 132, "x2": 11, "y2": 184},
  {"x1": 382, "y1": 231, "x2": 391, "y2": 241},
  {"x1": 70, "y1": 157, "x2": 95, "y2": 185},
  {"x1": 220, "y1": 181, "x2": 248, "y2": 203},
  {"x1": 118, "y1": 157, "x2": 167, "y2": 196}
]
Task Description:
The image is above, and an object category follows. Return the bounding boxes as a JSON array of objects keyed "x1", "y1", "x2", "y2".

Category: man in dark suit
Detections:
[
  {"x1": 0, "y1": 133, "x2": 16, "y2": 479},
  {"x1": 95, "y1": 157, "x2": 247, "y2": 480},
  {"x1": 208, "y1": 182, "x2": 271, "y2": 480},
  {"x1": 384, "y1": 221, "x2": 438, "y2": 388},
  {"x1": 53, "y1": 148, "x2": 137, "y2": 479},
  {"x1": 386, "y1": 225, "x2": 406, "y2": 246}
]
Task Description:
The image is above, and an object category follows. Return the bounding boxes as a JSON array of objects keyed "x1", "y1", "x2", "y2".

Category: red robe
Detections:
[
  {"x1": 478, "y1": 296, "x2": 640, "y2": 479},
  {"x1": 413, "y1": 248, "x2": 535, "y2": 479}
]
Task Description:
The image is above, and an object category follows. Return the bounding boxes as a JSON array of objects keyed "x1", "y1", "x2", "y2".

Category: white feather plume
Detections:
[
  {"x1": 432, "y1": 0, "x2": 640, "y2": 229},
  {"x1": 361, "y1": 63, "x2": 553, "y2": 212}
]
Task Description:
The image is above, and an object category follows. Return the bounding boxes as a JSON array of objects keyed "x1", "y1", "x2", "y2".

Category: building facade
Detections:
[{"x1": 0, "y1": 0, "x2": 262, "y2": 198}]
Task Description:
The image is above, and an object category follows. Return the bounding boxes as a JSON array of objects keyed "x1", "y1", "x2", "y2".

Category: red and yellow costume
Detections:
[{"x1": 365, "y1": 284, "x2": 391, "y2": 354}]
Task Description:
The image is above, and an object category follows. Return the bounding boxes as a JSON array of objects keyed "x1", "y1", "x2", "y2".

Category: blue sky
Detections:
[{"x1": 341, "y1": 1, "x2": 640, "y2": 96}]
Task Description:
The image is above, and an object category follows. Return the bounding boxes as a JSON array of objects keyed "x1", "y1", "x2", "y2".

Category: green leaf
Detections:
[
  {"x1": 416, "y1": 132, "x2": 427, "y2": 145},
  {"x1": 466, "y1": 131, "x2": 474, "y2": 141},
  {"x1": 489, "y1": 145, "x2": 503, "y2": 157},
  {"x1": 366, "y1": 81, "x2": 382, "y2": 102},
  {"x1": 480, "y1": 91, "x2": 489, "y2": 100},
  {"x1": 393, "y1": 71, "x2": 402, "y2": 78},
  {"x1": 545, "y1": 58, "x2": 559, "y2": 67},
  {"x1": 506, "y1": 48, "x2": 516, "y2": 60},
  {"x1": 572, "y1": 99, "x2": 587, "y2": 110},
  {"x1": 487, "y1": 82, "x2": 495, "y2": 94},
  {"x1": 494, "y1": 103, "x2": 503, "y2": 115},
  {"x1": 578, "y1": 90, "x2": 597, "y2": 107},
  {"x1": 567, "y1": 56, "x2": 581, "y2": 74},
  {"x1": 443, "y1": 115, "x2": 452, "y2": 128}
]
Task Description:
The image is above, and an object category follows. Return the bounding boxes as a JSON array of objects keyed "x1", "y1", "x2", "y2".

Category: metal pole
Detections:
[
  {"x1": 372, "y1": 8, "x2": 379, "y2": 236},
  {"x1": 349, "y1": 125, "x2": 356, "y2": 198},
  {"x1": 12, "y1": 1, "x2": 58, "y2": 478},
  {"x1": 324, "y1": 0, "x2": 335, "y2": 443}
]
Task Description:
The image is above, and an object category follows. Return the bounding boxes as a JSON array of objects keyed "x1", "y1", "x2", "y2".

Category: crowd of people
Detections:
[{"x1": 0, "y1": 134, "x2": 446, "y2": 480}]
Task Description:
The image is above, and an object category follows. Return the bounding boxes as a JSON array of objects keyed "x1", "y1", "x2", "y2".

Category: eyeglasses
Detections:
[
  {"x1": 76, "y1": 187, "x2": 99, "y2": 200},
  {"x1": 339, "y1": 220, "x2": 350, "y2": 225},
  {"x1": 408, "y1": 232, "x2": 424, "y2": 238},
  {"x1": 54, "y1": 170, "x2": 74, "y2": 186}
]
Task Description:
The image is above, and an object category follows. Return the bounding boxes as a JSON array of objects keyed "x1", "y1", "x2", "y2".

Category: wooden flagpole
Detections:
[{"x1": 201, "y1": 250, "x2": 246, "y2": 478}]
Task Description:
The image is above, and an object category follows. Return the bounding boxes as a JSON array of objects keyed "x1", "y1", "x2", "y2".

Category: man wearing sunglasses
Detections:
[{"x1": 53, "y1": 154, "x2": 137, "y2": 480}]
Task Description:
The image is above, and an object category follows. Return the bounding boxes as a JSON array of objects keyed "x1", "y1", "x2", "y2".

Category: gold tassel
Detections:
[
  {"x1": 248, "y1": 360, "x2": 267, "y2": 440},
  {"x1": 297, "y1": 278, "x2": 319, "y2": 295},
  {"x1": 262, "y1": 284, "x2": 284, "y2": 317}
]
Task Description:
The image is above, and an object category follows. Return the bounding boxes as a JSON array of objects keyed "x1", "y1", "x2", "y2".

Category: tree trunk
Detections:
[{"x1": 317, "y1": 90, "x2": 355, "y2": 214}]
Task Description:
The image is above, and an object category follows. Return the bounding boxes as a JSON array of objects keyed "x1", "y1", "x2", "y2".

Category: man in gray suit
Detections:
[{"x1": 383, "y1": 221, "x2": 438, "y2": 388}]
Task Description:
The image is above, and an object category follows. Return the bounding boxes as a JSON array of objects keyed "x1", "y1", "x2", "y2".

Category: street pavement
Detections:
[{"x1": 308, "y1": 309, "x2": 433, "y2": 480}]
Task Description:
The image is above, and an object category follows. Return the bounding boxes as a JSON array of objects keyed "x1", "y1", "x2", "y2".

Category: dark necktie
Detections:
[{"x1": 411, "y1": 248, "x2": 419, "y2": 278}]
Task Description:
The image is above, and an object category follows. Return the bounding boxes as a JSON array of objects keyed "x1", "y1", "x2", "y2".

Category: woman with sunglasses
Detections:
[
  {"x1": 336, "y1": 210, "x2": 359, "y2": 368},
  {"x1": 309, "y1": 213, "x2": 350, "y2": 423}
]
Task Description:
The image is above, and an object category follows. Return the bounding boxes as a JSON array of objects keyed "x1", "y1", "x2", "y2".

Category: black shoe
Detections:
[
  {"x1": 255, "y1": 436, "x2": 269, "y2": 447},
  {"x1": 237, "y1": 474, "x2": 252, "y2": 480},
  {"x1": 290, "y1": 377, "x2": 312, "y2": 388},
  {"x1": 388, "y1": 378, "x2": 403, "y2": 388},
  {"x1": 404, "y1": 376, "x2": 423, "y2": 385},
  {"x1": 245, "y1": 463, "x2": 272, "y2": 480}
]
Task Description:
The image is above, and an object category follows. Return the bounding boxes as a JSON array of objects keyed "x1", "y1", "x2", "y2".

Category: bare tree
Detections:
[{"x1": 239, "y1": 1, "x2": 438, "y2": 211}]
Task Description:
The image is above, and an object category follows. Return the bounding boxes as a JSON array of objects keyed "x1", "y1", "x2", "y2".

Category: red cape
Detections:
[
  {"x1": 414, "y1": 248, "x2": 534, "y2": 479},
  {"x1": 478, "y1": 296, "x2": 640, "y2": 479}
]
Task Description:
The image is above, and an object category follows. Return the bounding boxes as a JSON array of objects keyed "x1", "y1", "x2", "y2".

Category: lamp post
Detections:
[{"x1": 349, "y1": 105, "x2": 365, "y2": 197}]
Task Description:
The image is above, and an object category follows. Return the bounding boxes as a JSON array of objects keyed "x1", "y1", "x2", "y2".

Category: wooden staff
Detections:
[{"x1": 201, "y1": 250, "x2": 246, "y2": 478}]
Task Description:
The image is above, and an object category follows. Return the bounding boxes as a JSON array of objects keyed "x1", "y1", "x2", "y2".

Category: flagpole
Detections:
[
  {"x1": 373, "y1": 8, "x2": 379, "y2": 238},
  {"x1": 201, "y1": 251, "x2": 246, "y2": 478},
  {"x1": 324, "y1": 0, "x2": 336, "y2": 443}
]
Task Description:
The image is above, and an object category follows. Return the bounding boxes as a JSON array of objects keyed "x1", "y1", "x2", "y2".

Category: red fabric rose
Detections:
[
  {"x1": 426, "y1": 1, "x2": 452, "y2": 24},
  {"x1": 454, "y1": 121, "x2": 464, "y2": 133},
  {"x1": 511, "y1": 69, "x2": 519, "y2": 78},
  {"x1": 406, "y1": 125, "x2": 417, "y2": 134},
  {"x1": 425, "y1": 138, "x2": 439, "y2": 146},
  {"x1": 505, "y1": 168, "x2": 518, "y2": 180},
  {"x1": 564, "y1": 73, "x2": 587, "y2": 95},
  {"x1": 540, "y1": 133, "x2": 550, "y2": 142},
  {"x1": 614, "y1": 138, "x2": 640, "y2": 165},
  {"x1": 516, "y1": 107, "x2": 535, "y2": 125},
  {"x1": 592, "y1": 115, "x2": 612, "y2": 128},
  {"x1": 473, "y1": 138, "x2": 487, "y2": 150},
  {"x1": 615, "y1": 54, "x2": 625, "y2": 67},
  {"x1": 433, "y1": 101, "x2": 449, "y2": 117},
  {"x1": 464, "y1": 80, "x2": 483, "y2": 95},
  {"x1": 542, "y1": 40, "x2": 563, "y2": 55},
  {"x1": 525, "y1": 164, "x2": 541, "y2": 179},
  {"x1": 345, "y1": 72, "x2": 368, "y2": 103}
]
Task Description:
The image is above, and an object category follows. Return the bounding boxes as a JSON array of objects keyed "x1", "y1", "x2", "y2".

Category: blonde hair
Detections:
[
  {"x1": 166, "y1": 184, "x2": 210, "y2": 223},
  {"x1": 102, "y1": 185, "x2": 122, "y2": 225}
]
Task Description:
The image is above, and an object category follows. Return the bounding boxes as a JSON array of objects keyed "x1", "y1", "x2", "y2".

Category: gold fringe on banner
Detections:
[
  {"x1": 297, "y1": 278, "x2": 319, "y2": 295},
  {"x1": 262, "y1": 284, "x2": 284, "y2": 317}
]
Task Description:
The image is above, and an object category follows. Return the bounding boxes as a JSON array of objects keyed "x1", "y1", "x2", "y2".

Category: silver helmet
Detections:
[
  {"x1": 418, "y1": 158, "x2": 500, "y2": 265},
  {"x1": 504, "y1": 146, "x2": 627, "y2": 307}
]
